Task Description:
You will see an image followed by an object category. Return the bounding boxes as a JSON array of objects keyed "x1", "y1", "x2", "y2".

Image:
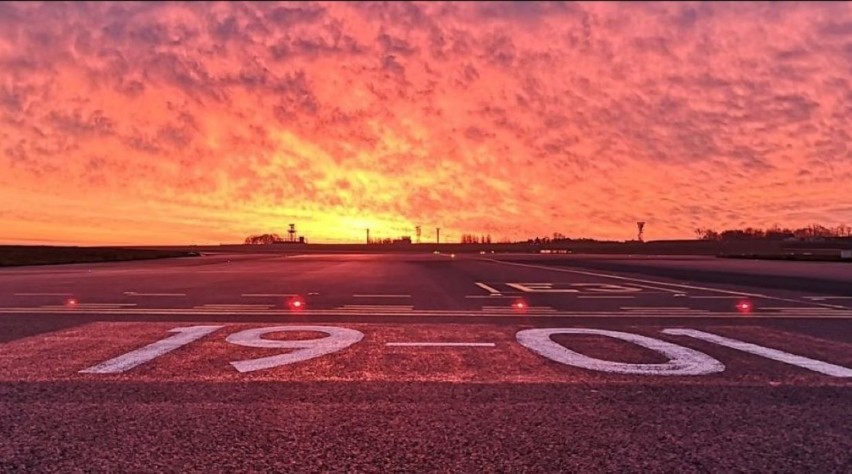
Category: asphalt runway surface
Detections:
[{"x1": 0, "y1": 253, "x2": 850, "y2": 472}]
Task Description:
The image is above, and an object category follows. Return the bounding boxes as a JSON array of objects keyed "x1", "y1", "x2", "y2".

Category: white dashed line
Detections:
[
  {"x1": 124, "y1": 292, "x2": 186, "y2": 297},
  {"x1": 578, "y1": 295, "x2": 636, "y2": 299},
  {"x1": 352, "y1": 294, "x2": 411, "y2": 298},
  {"x1": 386, "y1": 342, "x2": 496, "y2": 347},
  {"x1": 14, "y1": 293, "x2": 73, "y2": 296},
  {"x1": 241, "y1": 294, "x2": 297, "y2": 297}
]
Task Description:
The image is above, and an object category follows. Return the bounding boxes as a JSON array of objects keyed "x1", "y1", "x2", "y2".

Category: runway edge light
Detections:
[{"x1": 287, "y1": 295, "x2": 306, "y2": 311}]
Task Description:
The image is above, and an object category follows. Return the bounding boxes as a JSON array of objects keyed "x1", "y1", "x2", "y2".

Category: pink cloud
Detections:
[{"x1": 0, "y1": 1, "x2": 850, "y2": 244}]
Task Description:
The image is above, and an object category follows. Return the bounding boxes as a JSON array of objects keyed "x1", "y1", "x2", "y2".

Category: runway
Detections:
[{"x1": 1, "y1": 252, "x2": 850, "y2": 472}]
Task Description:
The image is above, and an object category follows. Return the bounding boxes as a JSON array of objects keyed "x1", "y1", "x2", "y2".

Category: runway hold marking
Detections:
[
  {"x1": 79, "y1": 326, "x2": 224, "y2": 374},
  {"x1": 474, "y1": 282, "x2": 502, "y2": 295},
  {"x1": 386, "y1": 342, "x2": 496, "y2": 348},
  {"x1": 516, "y1": 328, "x2": 725, "y2": 375},
  {"x1": 663, "y1": 329, "x2": 852, "y2": 377},
  {"x1": 227, "y1": 326, "x2": 364, "y2": 373}
]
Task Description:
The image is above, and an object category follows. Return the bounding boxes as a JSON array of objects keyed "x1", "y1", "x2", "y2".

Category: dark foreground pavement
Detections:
[
  {"x1": 2, "y1": 381, "x2": 849, "y2": 473},
  {"x1": 0, "y1": 253, "x2": 850, "y2": 472}
]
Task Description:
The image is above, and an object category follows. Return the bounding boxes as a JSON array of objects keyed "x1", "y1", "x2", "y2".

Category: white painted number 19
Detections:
[{"x1": 79, "y1": 325, "x2": 364, "y2": 374}]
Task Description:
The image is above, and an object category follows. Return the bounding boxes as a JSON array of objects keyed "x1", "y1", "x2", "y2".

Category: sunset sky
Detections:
[{"x1": 1, "y1": 2, "x2": 850, "y2": 245}]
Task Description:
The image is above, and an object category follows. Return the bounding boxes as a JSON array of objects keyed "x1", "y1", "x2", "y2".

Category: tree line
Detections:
[
  {"x1": 694, "y1": 224, "x2": 852, "y2": 241},
  {"x1": 244, "y1": 233, "x2": 284, "y2": 245},
  {"x1": 459, "y1": 234, "x2": 492, "y2": 244}
]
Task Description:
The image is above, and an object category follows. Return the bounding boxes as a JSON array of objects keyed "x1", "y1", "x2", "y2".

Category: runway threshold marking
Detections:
[
  {"x1": 386, "y1": 342, "x2": 496, "y2": 347},
  {"x1": 483, "y1": 259, "x2": 846, "y2": 309}
]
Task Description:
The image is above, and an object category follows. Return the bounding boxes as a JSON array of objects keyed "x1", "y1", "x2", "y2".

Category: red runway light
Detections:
[
  {"x1": 287, "y1": 296, "x2": 306, "y2": 311},
  {"x1": 512, "y1": 300, "x2": 528, "y2": 311},
  {"x1": 736, "y1": 300, "x2": 753, "y2": 314},
  {"x1": 66, "y1": 298, "x2": 78, "y2": 307}
]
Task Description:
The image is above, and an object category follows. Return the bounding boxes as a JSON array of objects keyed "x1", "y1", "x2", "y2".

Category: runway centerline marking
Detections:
[
  {"x1": 386, "y1": 342, "x2": 496, "y2": 347},
  {"x1": 483, "y1": 259, "x2": 844, "y2": 309}
]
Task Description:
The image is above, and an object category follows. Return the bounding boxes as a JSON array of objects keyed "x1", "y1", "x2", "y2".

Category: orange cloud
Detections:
[{"x1": 1, "y1": 2, "x2": 851, "y2": 244}]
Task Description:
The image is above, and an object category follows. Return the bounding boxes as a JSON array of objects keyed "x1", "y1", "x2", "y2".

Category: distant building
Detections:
[{"x1": 392, "y1": 236, "x2": 412, "y2": 244}]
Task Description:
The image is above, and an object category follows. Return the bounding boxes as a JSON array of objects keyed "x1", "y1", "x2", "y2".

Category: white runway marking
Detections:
[
  {"x1": 41, "y1": 303, "x2": 137, "y2": 309},
  {"x1": 124, "y1": 292, "x2": 186, "y2": 297},
  {"x1": 241, "y1": 293, "x2": 297, "y2": 297},
  {"x1": 386, "y1": 342, "x2": 496, "y2": 347},
  {"x1": 621, "y1": 306, "x2": 693, "y2": 310},
  {"x1": 663, "y1": 329, "x2": 852, "y2": 377},
  {"x1": 761, "y1": 307, "x2": 831, "y2": 311},
  {"x1": 516, "y1": 328, "x2": 725, "y2": 375},
  {"x1": 194, "y1": 304, "x2": 274, "y2": 310},
  {"x1": 484, "y1": 259, "x2": 847, "y2": 309},
  {"x1": 352, "y1": 294, "x2": 412, "y2": 298},
  {"x1": 506, "y1": 283, "x2": 579, "y2": 293},
  {"x1": 227, "y1": 326, "x2": 363, "y2": 373},
  {"x1": 474, "y1": 282, "x2": 502, "y2": 295},
  {"x1": 80, "y1": 326, "x2": 223, "y2": 374},
  {"x1": 578, "y1": 295, "x2": 635, "y2": 299},
  {"x1": 689, "y1": 295, "x2": 750, "y2": 299},
  {"x1": 492, "y1": 260, "x2": 768, "y2": 297},
  {"x1": 13, "y1": 292, "x2": 73, "y2": 296},
  {"x1": 465, "y1": 295, "x2": 516, "y2": 299},
  {"x1": 0, "y1": 307, "x2": 851, "y2": 318}
]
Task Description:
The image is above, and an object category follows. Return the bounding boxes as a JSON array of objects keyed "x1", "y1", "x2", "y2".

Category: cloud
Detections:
[{"x1": 0, "y1": 1, "x2": 850, "y2": 245}]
